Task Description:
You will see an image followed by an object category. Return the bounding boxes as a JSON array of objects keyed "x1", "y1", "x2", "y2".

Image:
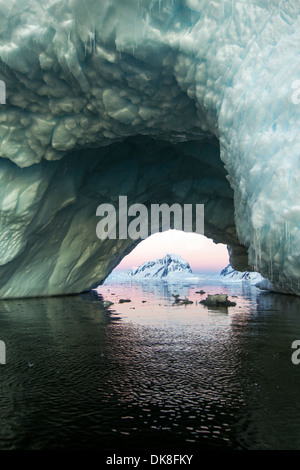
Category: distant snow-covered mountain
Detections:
[
  {"x1": 220, "y1": 264, "x2": 263, "y2": 283},
  {"x1": 127, "y1": 253, "x2": 193, "y2": 279}
]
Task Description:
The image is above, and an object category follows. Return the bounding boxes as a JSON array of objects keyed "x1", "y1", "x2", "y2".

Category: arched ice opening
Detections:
[{"x1": 0, "y1": 135, "x2": 249, "y2": 299}]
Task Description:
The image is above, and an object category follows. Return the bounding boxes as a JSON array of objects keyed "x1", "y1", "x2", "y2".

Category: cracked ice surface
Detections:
[{"x1": 0, "y1": 0, "x2": 299, "y2": 296}]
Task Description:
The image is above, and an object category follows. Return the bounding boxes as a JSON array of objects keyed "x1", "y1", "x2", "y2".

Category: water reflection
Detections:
[
  {"x1": 0, "y1": 283, "x2": 300, "y2": 450},
  {"x1": 0, "y1": 296, "x2": 110, "y2": 450}
]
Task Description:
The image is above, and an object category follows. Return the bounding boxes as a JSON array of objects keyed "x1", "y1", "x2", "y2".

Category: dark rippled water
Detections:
[{"x1": 1, "y1": 277, "x2": 300, "y2": 451}]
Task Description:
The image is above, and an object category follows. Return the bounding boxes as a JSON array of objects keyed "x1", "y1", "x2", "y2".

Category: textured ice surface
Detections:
[{"x1": 0, "y1": 1, "x2": 300, "y2": 297}]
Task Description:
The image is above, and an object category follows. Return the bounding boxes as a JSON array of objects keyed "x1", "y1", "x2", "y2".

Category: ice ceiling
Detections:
[{"x1": 0, "y1": 0, "x2": 300, "y2": 298}]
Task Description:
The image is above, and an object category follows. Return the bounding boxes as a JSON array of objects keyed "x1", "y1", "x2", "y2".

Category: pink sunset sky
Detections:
[{"x1": 115, "y1": 230, "x2": 229, "y2": 273}]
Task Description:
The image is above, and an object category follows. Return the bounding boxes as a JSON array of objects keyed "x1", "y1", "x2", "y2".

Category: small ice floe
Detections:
[
  {"x1": 200, "y1": 294, "x2": 237, "y2": 308},
  {"x1": 101, "y1": 300, "x2": 114, "y2": 308},
  {"x1": 172, "y1": 294, "x2": 193, "y2": 305}
]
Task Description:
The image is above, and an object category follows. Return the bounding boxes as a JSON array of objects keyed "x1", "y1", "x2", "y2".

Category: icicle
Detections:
[{"x1": 269, "y1": 241, "x2": 273, "y2": 282}]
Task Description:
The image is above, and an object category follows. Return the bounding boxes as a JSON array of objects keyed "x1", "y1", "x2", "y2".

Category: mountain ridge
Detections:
[{"x1": 126, "y1": 253, "x2": 193, "y2": 279}]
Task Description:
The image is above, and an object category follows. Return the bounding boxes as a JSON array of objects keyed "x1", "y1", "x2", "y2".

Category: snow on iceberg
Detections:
[{"x1": 220, "y1": 264, "x2": 263, "y2": 284}]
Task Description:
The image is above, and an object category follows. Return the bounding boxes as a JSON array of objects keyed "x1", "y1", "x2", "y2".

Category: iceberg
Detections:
[
  {"x1": 0, "y1": 1, "x2": 299, "y2": 297},
  {"x1": 220, "y1": 264, "x2": 263, "y2": 284}
]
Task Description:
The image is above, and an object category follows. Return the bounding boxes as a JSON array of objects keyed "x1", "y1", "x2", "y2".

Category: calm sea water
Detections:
[{"x1": 1, "y1": 276, "x2": 300, "y2": 451}]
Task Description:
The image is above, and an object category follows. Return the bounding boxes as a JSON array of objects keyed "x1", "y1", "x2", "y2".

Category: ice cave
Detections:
[{"x1": 0, "y1": 0, "x2": 300, "y2": 298}]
